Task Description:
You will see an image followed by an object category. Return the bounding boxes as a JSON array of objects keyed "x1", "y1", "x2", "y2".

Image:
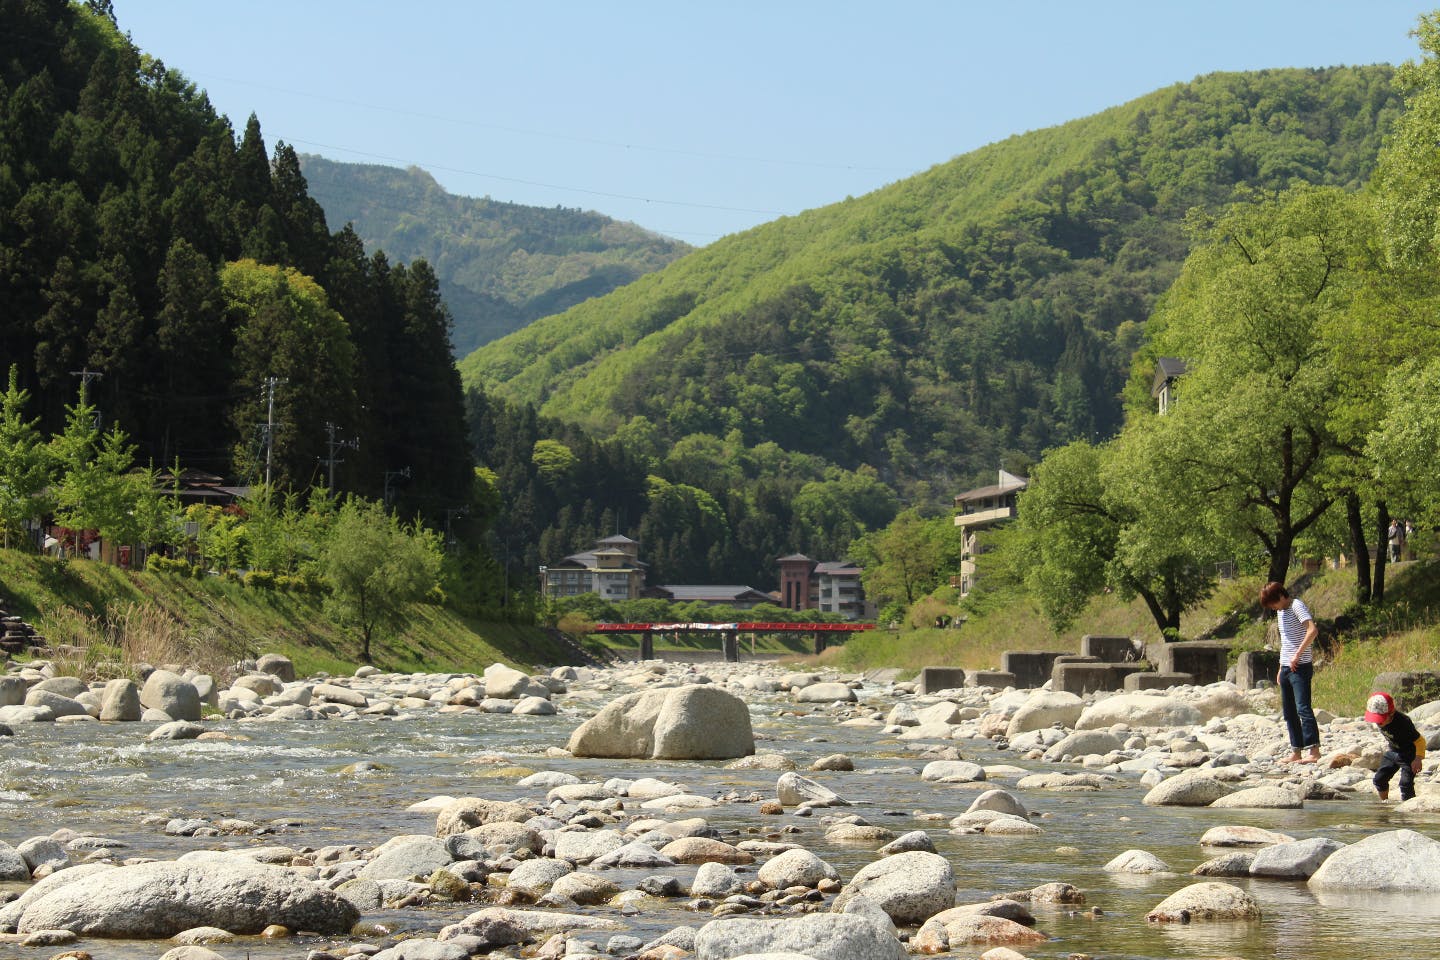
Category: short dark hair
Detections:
[{"x1": 1259, "y1": 581, "x2": 1289, "y2": 606}]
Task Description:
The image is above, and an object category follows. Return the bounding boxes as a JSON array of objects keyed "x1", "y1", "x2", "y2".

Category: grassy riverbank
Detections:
[
  {"x1": 805, "y1": 561, "x2": 1440, "y2": 715},
  {"x1": 0, "y1": 552, "x2": 563, "y2": 677}
]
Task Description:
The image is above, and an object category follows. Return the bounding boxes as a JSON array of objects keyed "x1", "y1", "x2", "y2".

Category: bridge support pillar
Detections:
[
  {"x1": 723, "y1": 631, "x2": 739, "y2": 662},
  {"x1": 640, "y1": 630, "x2": 654, "y2": 660},
  {"x1": 813, "y1": 631, "x2": 826, "y2": 655}
]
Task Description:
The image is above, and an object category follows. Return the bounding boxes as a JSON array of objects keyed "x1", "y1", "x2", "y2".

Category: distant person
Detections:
[
  {"x1": 1364, "y1": 691, "x2": 1425, "y2": 802},
  {"x1": 1260, "y1": 581, "x2": 1320, "y2": 764},
  {"x1": 1388, "y1": 519, "x2": 1403, "y2": 563}
]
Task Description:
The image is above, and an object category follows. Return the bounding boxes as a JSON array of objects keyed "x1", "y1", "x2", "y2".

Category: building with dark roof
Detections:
[
  {"x1": 540, "y1": 535, "x2": 646, "y2": 601},
  {"x1": 641, "y1": 584, "x2": 773, "y2": 608},
  {"x1": 1152, "y1": 357, "x2": 1187, "y2": 415},
  {"x1": 953, "y1": 469, "x2": 1028, "y2": 597}
]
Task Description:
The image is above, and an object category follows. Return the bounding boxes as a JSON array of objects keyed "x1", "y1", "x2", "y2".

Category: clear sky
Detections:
[{"x1": 116, "y1": 1, "x2": 1432, "y2": 245}]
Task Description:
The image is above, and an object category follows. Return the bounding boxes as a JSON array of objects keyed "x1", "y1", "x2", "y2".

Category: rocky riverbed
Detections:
[{"x1": 2, "y1": 655, "x2": 1440, "y2": 960}]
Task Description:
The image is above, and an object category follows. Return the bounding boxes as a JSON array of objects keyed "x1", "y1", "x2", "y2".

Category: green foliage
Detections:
[
  {"x1": 463, "y1": 67, "x2": 1400, "y2": 520},
  {"x1": 299, "y1": 157, "x2": 690, "y2": 354},
  {"x1": 318, "y1": 496, "x2": 444, "y2": 661},
  {"x1": 0, "y1": 365, "x2": 52, "y2": 548},
  {"x1": 851, "y1": 511, "x2": 962, "y2": 610}
]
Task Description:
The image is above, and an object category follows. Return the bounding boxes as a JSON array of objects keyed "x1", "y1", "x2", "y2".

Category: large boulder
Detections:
[
  {"x1": 1005, "y1": 691, "x2": 1083, "y2": 737},
  {"x1": 1142, "y1": 773, "x2": 1235, "y2": 807},
  {"x1": 567, "y1": 685, "x2": 754, "y2": 760},
  {"x1": 1076, "y1": 693, "x2": 1201, "y2": 730},
  {"x1": 0, "y1": 840, "x2": 29, "y2": 881},
  {"x1": 1309, "y1": 830, "x2": 1440, "y2": 891},
  {"x1": 140, "y1": 670, "x2": 202, "y2": 722},
  {"x1": 360, "y1": 836, "x2": 454, "y2": 881},
  {"x1": 830, "y1": 851, "x2": 955, "y2": 925},
  {"x1": 776, "y1": 773, "x2": 846, "y2": 808},
  {"x1": 1249, "y1": 838, "x2": 1345, "y2": 879},
  {"x1": 22, "y1": 689, "x2": 88, "y2": 719},
  {"x1": 1042, "y1": 729, "x2": 1124, "y2": 761},
  {"x1": 434, "y1": 798, "x2": 532, "y2": 837},
  {"x1": 758, "y1": 849, "x2": 839, "y2": 888},
  {"x1": 255, "y1": 654, "x2": 296, "y2": 684},
  {"x1": 99, "y1": 679, "x2": 142, "y2": 722},
  {"x1": 483, "y1": 663, "x2": 535, "y2": 700},
  {"x1": 14, "y1": 858, "x2": 358, "y2": 936},
  {"x1": 694, "y1": 914, "x2": 906, "y2": 960},
  {"x1": 1209, "y1": 786, "x2": 1303, "y2": 810},
  {"x1": 793, "y1": 682, "x2": 857, "y2": 704},
  {"x1": 1144, "y1": 882, "x2": 1260, "y2": 922}
]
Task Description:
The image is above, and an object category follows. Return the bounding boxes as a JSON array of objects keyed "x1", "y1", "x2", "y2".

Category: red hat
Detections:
[{"x1": 1364, "y1": 691, "x2": 1395, "y2": 723}]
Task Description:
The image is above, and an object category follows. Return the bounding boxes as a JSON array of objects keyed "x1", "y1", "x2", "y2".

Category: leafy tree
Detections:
[
  {"x1": 851, "y1": 511, "x2": 961, "y2": 610},
  {"x1": 1140, "y1": 187, "x2": 1358, "y2": 584},
  {"x1": 1017, "y1": 439, "x2": 1218, "y2": 637},
  {"x1": 319, "y1": 496, "x2": 443, "y2": 662},
  {"x1": 0, "y1": 365, "x2": 52, "y2": 549}
]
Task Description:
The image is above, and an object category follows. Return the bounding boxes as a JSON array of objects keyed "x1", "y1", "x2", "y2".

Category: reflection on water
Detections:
[{"x1": 2, "y1": 682, "x2": 1440, "y2": 959}]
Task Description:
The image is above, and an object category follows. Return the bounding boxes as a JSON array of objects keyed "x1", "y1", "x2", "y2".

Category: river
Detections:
[{"x1": 1, "y1": 667, "x2": 1437, "y2": 959}]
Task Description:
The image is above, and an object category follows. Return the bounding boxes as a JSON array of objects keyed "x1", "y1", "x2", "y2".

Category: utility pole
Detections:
[
  {"x1": 383, "y1": 466, "x2": 412, "y2": 506},
  {"x1": 70, "y1": 367, "x2": 104, "y2": 427},
  {"x1": 319, "y1": 422, "x2": 359, "y2": 491},
  {"x1": 260, "y1": 377, "x2": 286, "y2": 487}
]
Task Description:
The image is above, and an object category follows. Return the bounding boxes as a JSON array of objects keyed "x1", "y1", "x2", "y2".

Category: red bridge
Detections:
[{"x1": 592, "y1": 621, "x2": 874, "y2": 660}]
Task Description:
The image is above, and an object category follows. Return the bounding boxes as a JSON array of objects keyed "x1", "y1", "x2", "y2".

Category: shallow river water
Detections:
[{"x1": 3, "y1": 671, "x2": 1440, "y2": 960}]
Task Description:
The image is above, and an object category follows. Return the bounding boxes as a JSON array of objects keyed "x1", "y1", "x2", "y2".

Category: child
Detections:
[{"x1": 1365, "y1": 691, "x2": 1426, "y2": 802}]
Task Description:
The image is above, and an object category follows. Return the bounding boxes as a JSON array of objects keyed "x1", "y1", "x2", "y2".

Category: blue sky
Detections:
[{"x1": 117, "y1": 2, "x2": 1431, "y2": 245}]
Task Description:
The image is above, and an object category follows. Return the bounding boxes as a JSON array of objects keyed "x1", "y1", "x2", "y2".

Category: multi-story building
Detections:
[
  {"x1": 953, "y1": 469, "x2": 1028, "y2": 597},
  {"x1": 777, "y1": 554, "x2": 871, "y2": 619},
  {"x1": 539, "y1": 535, "x2": 646, "y2": 601}
]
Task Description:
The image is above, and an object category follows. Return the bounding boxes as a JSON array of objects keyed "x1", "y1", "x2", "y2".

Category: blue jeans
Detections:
[
  {"x1": 1280, "y1": 664, "x2": 1319, "y2": 750},
  {"x1": 1375, "y1": 750, "x2": 1417, "y2": 800}
]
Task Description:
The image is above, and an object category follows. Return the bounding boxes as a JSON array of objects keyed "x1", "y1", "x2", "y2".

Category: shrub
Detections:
[{"x1": 244, "y1": 570, "x2": 277, "y2": 590}]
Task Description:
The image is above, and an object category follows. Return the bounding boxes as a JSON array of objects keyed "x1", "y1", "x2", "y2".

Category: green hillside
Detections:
[
  {"x1": 300, "y1": 157, "x2": 690, "y2": 355},
  {"x1": 461, "y1": 67, "x2": 1400, "y2": 505}
]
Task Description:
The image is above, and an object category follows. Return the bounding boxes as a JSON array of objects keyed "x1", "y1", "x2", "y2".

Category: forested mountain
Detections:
[
  {"x1": 462, "y1": 66, "x2": 1403, "y2": 588},
  {"x1": 464, "y1": 67, "x2": 1399, "y2": 498},
  {"x1": 300, "y1": 157, "x2": 690, "y2": 355},
  {"x1": 0, "y1": 0, "x2": 473, "y2": 522}
]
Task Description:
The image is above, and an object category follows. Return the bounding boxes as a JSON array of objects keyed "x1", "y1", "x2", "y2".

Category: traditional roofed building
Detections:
[
  {"x1": 1152, "y1": 357, "x2": 1187, "y2": 415},
  {"x1": 540, "y1": 534, "x2": 646, "y2": 601},
  {"x1": 642, "y1": 584, "x2": 773, "y2": 608}
]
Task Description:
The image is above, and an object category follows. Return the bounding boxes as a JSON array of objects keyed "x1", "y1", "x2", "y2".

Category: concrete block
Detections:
[
  {"x1": 966, "y1": 670, "x2": 1017, "y2": 689},
  {"x1": 1081, "y1": 635, "x2": 1140, "y2": 662},
  {"x1": 1372, "y1": 671, "x2": 1440, "y2": 711},
  {"x1": 1000, "y1": 650, "x2": 1071, "y2": 689},
  {"x1": 917, "y1": 666, "x2": 968, "y2": 695},
  {"x1": 1233, "y1": 650, "x2": 1279, "y2": 689},
  {"x1": 1151, "y1": 641, "x2": 1230, "y2": 686},
  {"x1": 1052, "y1": 662, "x2": 1145, "y2": 696},
  {"x1": 1125, "y1": 671, "x2": 1195, "y2": 691}
]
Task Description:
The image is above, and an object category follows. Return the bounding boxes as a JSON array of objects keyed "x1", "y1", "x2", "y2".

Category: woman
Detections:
[{"x1": 1261, "y1": 581, "x2": 1320, "y2": 763}]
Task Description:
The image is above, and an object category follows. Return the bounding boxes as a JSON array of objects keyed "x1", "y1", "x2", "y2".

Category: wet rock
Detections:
[
  {"x1": 810, "y1": 754, "x2": 854, "y2": 771},
  {"x1": 920, "y1": 760, "x2": 986, "y2": 783},
  {"x1": 690, "y1": 862, "x2": 743, "y2": 898},
  {"x1": 694, "y1": 913, "x2": 906, "y2": 960},
  {"x1": 1145, "y1": 881, "x2": 1260, "y2": 922},
  {"x1": 437, "y1": 906, "x2": 624, "y2": 944},
  {"x1": 591, "y1": 841, "x2": 674, "y2": 869},
  {"x1": 550, "y1": 871, "x2": 618, "y2": 905},
  {"x1": 793, "y1": 683, "x2": 856, "y2": 703},
  {"x1": 434, "y1": 798, "x2": 533, "y2": 836},
  {"x1": 776, "y1": 773, "x2": 846, "y2": 808},
  {"x1": 661, "y1": 837, "x2": 754, "y2": 865},
  {"x1": 158, "y1": 947, "x2": 226, "y2": 960},
  {"x1": 99, "y1": 679, "x2": 142, "y2": 721},
  {"x1": 1249, "y1": 838, "x2": 1345, "y2": 879},
  {"x1": 1309, "y1": 829, "x2": 1440, "y2": 891},
  {"x1": 1209, "y1": 785, "x2": 1303, "y2": 809},
  {"x1": 312, "y1": 683, "x2": 367, "y2": 708},
  {"x1": 876, "y1": 831, "x2": 936, "y2": 855},
  {"x1": 1013, "y1": 772, "x2": 1112, "y2": 791},
  {"x1": 171, "y1": 926, "x2": 235, "y2": 944},
  {"x1": 824, "y1": 823, "x2": 897, "y2": 844},
  {"x1": 360, "y1": 836, "x2": 453, "y2": 881},
  {"x1": 568, "y1": 685, "x2": 755, "y2": 760},
  {"x1": 1198, "y1": 826, "x2": 1295, "y2": 847},
  {"x1": 1191, "y1": 851, "x2": 1255, "y2": 876},
  {"x1": 1142, "y1": 773, "x2": 1235, "y2": 807},
  {"x1": 758, "y1": 849, "x2": 839, "y2": 888},
  {"x1": 727, "y1": 754, "x2": 797, "y2": 772},
  {"x1": 14, "y1": 858, "x2": 359, "y2": 936},
  {"x1": 966, "y1": 789, "x2": 1028, "y2": 819},
  {"x1": 554, "y1": 830, "x2": 625, "y2": 864},
  {"x1": 140, "y1": 670, "x2": 202, "y2": 721},
  {"x1": 148, "y1": 721, "x2": 205, "y2": 741},
  {"x1": 1042, "y1": 730, "x2": 1124, "y2": 761},
  {"x1": 1103, "y1": 850, "x2": 1170, "y2": 873},
  {"x1": 831, "y1": 850, "x2": 955, "y2": 924},
  {"x1": 24, "y1": 689, "x2": 88, "y2": 719},
  {"x1": 912, "y1": 912, "x2": 1047, "y2": 952},
  {"x1": 0, "y1": 840, "x2": 29, "y2": 881}
]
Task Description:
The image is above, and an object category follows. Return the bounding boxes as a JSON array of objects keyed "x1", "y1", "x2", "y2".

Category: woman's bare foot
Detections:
[
  {"x1": 1299, "y1": 749, "x2": 1320, "y2": 765},
  {"x1": 1281, "y1": 753, "x2": 1301, "y2": 764}
]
